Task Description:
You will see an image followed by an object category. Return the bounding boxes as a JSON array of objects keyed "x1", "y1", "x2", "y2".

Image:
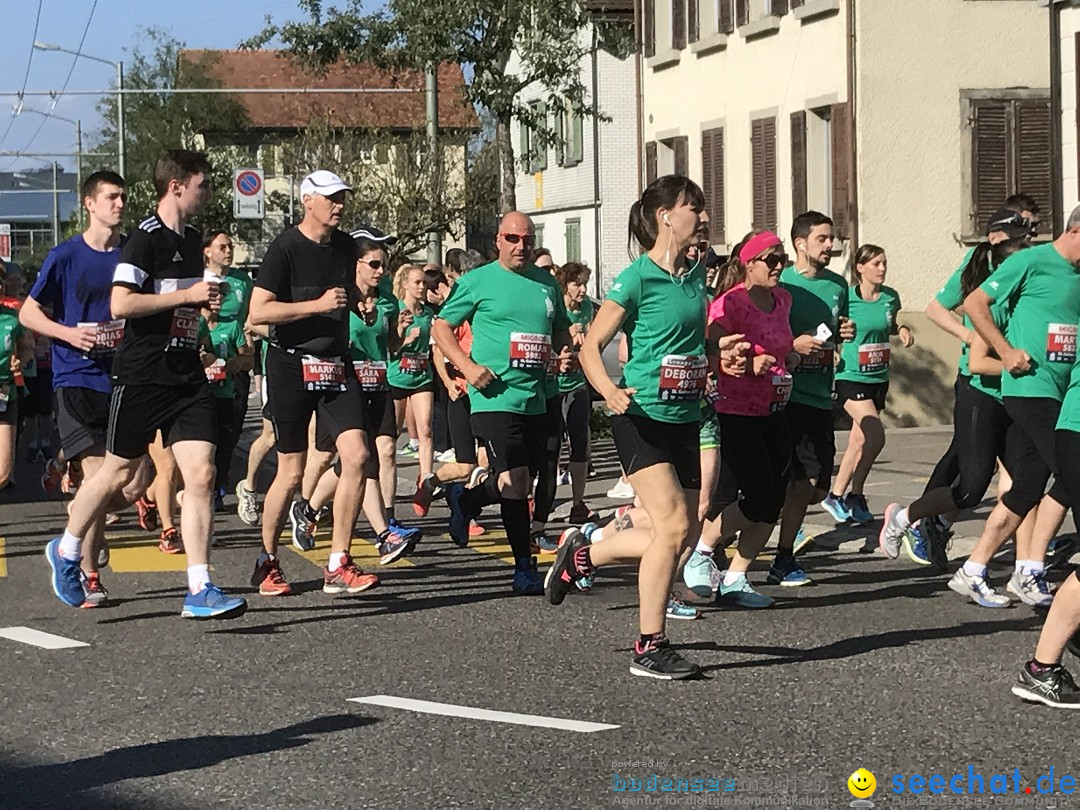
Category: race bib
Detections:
[
  {"x1": 797, "y1": 342, "x2": 834, "y2": 374},
  {"x1": 354, "y1": 360, "x2": 388, "y2": 390},
  {"x1": 167, "y1": 308, "x2": 200, "y2": 351},
  {"x1": 301, "y1": 355, "x2": 346, "y2": 392},
  {"x1": 857, "y1": 342, "x2": 890, "y2": 374},
  {"x1": 79, "y1": 319, "x2": 126, "y2": 357},
  {"x1": 658, "y1": 354, "x2": 708, "y2": 401},
  {"x1": 205, "y1": 358, "x2": 227, "y2": 383},
  {"x1": 509, "y1": 332, "x2": 551, "y2": 369},
  {"x1": 1047, "y1": 323, "x2": 1077, "y2": 363},
  {"x1": 770, "y1": 372, "x2": 794, "y2": 413},
  {"x1": 398, "y1": 352, "x2": 430, "y2": 375}
]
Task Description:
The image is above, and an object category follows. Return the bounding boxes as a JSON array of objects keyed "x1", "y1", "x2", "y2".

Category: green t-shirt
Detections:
[
  {"x1": 836, "y1": 285, "x2": 901, "y2": 384},
  {"x1": 437, "y1": 260, "x2": 571, "y2": 416},
  {"x1": 968, "y1": 301, "x2": 1008, "y2": 403},
  {"x1": 1055, "y1": 344, "x2": 1080, "y2": 431},
  {"x1": 606, "y1": 255, "x2": 707, "y2": 424},
  {"x1": 218, "y1": 268, "x2": 254, "y2": 327},
  {"x1": 779, "y1": 265, "x2": 849, "y2": 410},
  {"x1": 199, "y1": 317, "x2": 243, "y2": 399},
  {"x1": 979, "y1": 242, "x2": 1080, "y2": 401},
  {"x1": 0, "y1": 306, "x2": 25, "y2": 386},
  {"x1": 347, "y1": 292, "x2": 398, "y2": 391},
  {"x1": 934, "y1": 248, "x2": 976, "y2": 378},
  {"x1": 387, "y1": 300, "x2": 435, "y2": 390},
  {"x1": 557, "y1": 297, "x2": 595, "y2": 394}
]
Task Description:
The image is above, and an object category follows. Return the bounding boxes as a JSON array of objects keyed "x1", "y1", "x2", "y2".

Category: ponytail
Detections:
[{"x1": 626, "y1": 174, "x2": 706, "y2": 258}]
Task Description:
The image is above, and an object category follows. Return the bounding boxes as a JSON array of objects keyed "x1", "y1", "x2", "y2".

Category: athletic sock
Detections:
[
  {"x1": 328, "y1": 552, "x2": 347, "y2": 572},
  {"x1": 1016, "y1": 559, "x2": 1035, "y2": 575},
  {"x1": 635, "y1": 632, "x2": 666, "y2": 654},
  {"x1": 1030, "y1": 658, "x2": 1061, "y2": 675},
  {"x1": 187, "y1": 564, "x2": 210, "y2": 594},
  {"x1": 590, "y1": 527, "x2": 605, "y2": 542},
  {"x1": 500, "y1": 498, "x2": 532, "y2": 564},
  {"x1": 695, "y1": 540, "x2": 714, "y2": 556},
  {"x1": 722, "y1": 569, "x2": 743, "y2": 586},
  {"x1": 257, "y1": 550, "x2": 276, "y2": 566},
  {"x1": 1022, "y1": 561, "x2": 1046, "y2": 576},
  {"x1": 58, "y1": 530, "x2": 82, "y2": 561},
  {"x1": 962, "y1": 560, "x2": 987, "y2": 579}
]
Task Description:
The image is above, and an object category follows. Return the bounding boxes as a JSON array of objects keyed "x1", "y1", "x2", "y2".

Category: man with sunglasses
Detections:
[
  {"x1": 432, "y1": 211, "x2": 572, "y2": 594},
  {"x1": 248, "y1": 170, "x2": 379, "y2": 597}
]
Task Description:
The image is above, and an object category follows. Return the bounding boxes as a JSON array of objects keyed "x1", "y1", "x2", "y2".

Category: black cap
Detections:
[
  {"x1": 986, "y1": 209, "x2": 1032, "y2": 240},
  {"x1": 351, "y1": 225, "x2": 398, "y2": 246}
]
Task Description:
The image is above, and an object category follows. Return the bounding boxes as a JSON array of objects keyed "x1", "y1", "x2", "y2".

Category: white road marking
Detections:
[
  {"x1": 348, "y1": 695, "x2": 620, "y2": 733},
  {"x1": 0, "y1": 626, "x2": 89, "y2": 649}
]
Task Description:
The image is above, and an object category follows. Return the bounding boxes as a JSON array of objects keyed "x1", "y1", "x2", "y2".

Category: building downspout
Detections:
[
  {"x1": 846, "y1": 0, "x2": 859, "y2": 250},
  {"x1": 1051, "y1": 0, "x2": 1065, "y2": 235},
  {"x1": 592, "y1": 25, "x2": 603, "y2": 298},
  {"x1": 634, "y1": 0, "x2": 645, "y2": 201}
]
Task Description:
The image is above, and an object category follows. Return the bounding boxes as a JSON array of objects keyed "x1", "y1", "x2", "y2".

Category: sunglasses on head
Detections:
[
  {"x1": 500, "y1": 232, "x2": 535, "y2": 246},
  {"x1": 757, "y1": 253, "x2": 788, "y2": 270}
]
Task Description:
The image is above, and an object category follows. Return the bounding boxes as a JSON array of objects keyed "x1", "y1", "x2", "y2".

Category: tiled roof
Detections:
[{"x1": 180, "y1": 50, "x2": 481, "y2": 131}]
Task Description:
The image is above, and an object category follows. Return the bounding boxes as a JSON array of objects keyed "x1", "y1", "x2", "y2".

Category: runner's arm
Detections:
[
  {"x1": 968, "y1": 332, "x2": 1002, "y2": 376},
  {"x1": 248, "y1": 287, "x2": 342, "y2": 326},
  {"x1": 925, "y1": 299, "x2": 972, "y2": 345},
  {"x1": 111, "y1": 283, "x2": 216, "y2": 319},
  {"x1": 963, "y1": 288, "x2": 1012, "y2": 360},
  {"x1": 579, "y1": 300, "x2": 626, "y2": 402},
  {"x1": 431, "y1": 318, "x2": 477, "y2": 378},
  {"x1": 18, "y1": 295, "x2": 90, "y2": 347}
]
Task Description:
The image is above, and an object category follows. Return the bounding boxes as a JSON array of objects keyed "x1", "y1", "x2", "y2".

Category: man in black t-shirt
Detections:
[
  {"x1": 44, "y1": 149, "x2": 247, "y2": 620},
  {"x1": 249, "y1": 170, "x2": 378, "y2": 597}
]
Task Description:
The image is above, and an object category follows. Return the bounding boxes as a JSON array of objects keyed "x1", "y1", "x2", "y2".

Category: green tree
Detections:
[{"x1": 246, "y1": 0, "x2": 632, "y2": 213}]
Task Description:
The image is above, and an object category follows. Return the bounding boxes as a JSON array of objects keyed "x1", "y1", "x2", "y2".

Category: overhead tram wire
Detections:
[{"x1": 0, "y1": 0, "x2": 45, "y2": 148}]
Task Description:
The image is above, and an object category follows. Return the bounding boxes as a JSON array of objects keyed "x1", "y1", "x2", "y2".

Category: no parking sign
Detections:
[{"x1": 233, "y1": 169, "x2": 264, "y2": 219}]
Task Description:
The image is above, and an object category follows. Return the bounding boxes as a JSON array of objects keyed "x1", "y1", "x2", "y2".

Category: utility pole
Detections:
[
  {"x1": 425, "y1": 64, "x2": 441, "y2": 265},
  {"x1": 51, "y1": 161, "x2": 60, "y2": 245},
  {"x1": 117, "y1": 61, "x2": 125, "y2": 178}
]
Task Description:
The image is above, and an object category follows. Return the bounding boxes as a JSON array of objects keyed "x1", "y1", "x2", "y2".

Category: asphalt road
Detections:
[{"x1": 0, "y1": 415, "x2": 1077, "y2": 810}]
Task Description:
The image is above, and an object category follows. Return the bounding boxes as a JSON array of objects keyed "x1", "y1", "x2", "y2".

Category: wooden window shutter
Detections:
[
  {"x1": 533, "y1": 102, "x2": 548, "y2": 172},
  {"x1": 719, "y1": 0, "x2": 734, "y2": 33},
  {"x1": 519, "y1": 119, "x2": 531, "y2": 173},
  {"x1": 736, "y1": 0, "x2": 749, "y2": 27},
  {"x1": 971, "y1": 99, "x2": 1010, "y2": 237},
  {"x1": 672, "y1": 0, "x2": 687, "y2": 49},
  {"x1": 791, "y1": 0, "x2": 803, "y2": 7},
  {"x1": 831, "y1": 101, "x2": 852, "y2": 239},
  {"x1": 790, "y1": 110, "x2": 807, "y2": 217},
  {"x1": 673, "y1": 136, "x2": 690, "y2": 176},
  {"x1": 751, "y1": 118, "x2": 776, "y2": 232},
  {"x1": 1015, "y1": 98, "x2": 1053, "y2": 228},
  {"x1": 645, "y1": 140, "x2": 658, "y2": 185},
  {"x1": 702, "y1": 127, "x2": 726, "y2": 245},
  {"x1": 771, "y1": 0, "x2": 789, "y2": 15},
  {"x1": 554, "y1": 105, "x2": 567, "y2": 167},
  {"x1": 688, "y1": 0, "x2": 700, "y2": 43},
  {"x1": 764, "y1": 117, "x2": 777, "y2": 232},
  {"x1": 644, "y1": 0, "x2": 656, "y2": 57}
]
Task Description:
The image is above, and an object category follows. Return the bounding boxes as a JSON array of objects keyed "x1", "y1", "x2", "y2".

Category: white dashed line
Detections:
[
  {"x1": 0, "y1": 626, "x2": 89, "y2": 649},
  {"x1": 348, "y1": 695, "x2": 620, "y2": 733}
]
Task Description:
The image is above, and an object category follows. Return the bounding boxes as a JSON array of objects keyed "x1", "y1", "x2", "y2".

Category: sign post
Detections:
[
  {"x1": 0, "y1": 224, "x2": 11, "y2": 263},
  {"x1": 233, "y1": 169, "x2": 265, "y2": 220}
]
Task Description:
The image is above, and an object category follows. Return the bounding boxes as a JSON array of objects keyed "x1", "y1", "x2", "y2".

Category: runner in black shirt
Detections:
[
  {"x1": 249, "y1": 169, "x2": 378, "y2": 597},
  {"x1": 45, "y1": 149, "x2": 246, "y2": 619}
]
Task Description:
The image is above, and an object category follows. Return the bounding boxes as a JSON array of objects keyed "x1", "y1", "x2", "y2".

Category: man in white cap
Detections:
[{"x1": 248, "y1": 169, "x2": 380, "y2": 597}]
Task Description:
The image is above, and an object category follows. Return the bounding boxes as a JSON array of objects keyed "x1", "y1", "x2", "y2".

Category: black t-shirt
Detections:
[
  {"x1": 111, "y1": 214, "x2": 206, "y2": 387},
  {"x1": 255, "y1": 227, "x2": 359, "y2": 358}
]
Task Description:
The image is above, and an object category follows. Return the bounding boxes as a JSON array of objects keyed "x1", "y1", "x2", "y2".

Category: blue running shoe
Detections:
[
  {"x1": 46, "y1": 538, "x2": 85, "y2": 607},
  {"x1": 512, "y1": 557, "x2": 544, "y2": 595},
  {"x1": 766, "y1": 555, "x2": 812, "y2": 587},
  {"x1": 533, "y1": 532, "x2": 559, "y2": 554},
  {"x1": 580, "y1": 522, "x2": 600, "y2": 542},
  {"x1": 666, "y1": 598, "x2": 701, "y2": 620},
  {"x1": 845, "y1": 493, "x2": 873, "y2": 524},
  {"x1": 903, "y1": 524, "x2": 932, "y2": 566},
  {"x1": 821, "y1": 493, "x2": 852, "y2": 523},
  {"x1": 792, "y1": 527, "x2": 815, "y2": 556},
  {"x1": 1047, "y1": 535, "x2": 1078, "y2": 571},
  {"x1": 446, "y1": 483, "x2": 471, "y2": 547},
  {"x1": 717, "y1": 575, "x2": 775, "y2": 608},
  {"x1": 387, "y1": 518, "x2": 422, "y2": 549},
  {"x1": 181, "y1": 585, "x2": 247, "y2": 619}
]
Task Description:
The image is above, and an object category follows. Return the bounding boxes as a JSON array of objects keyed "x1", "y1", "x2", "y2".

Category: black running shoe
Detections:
[
  {"x1": 544, "y1": 527, "x2": 587, "y2": 606},
  {"x1": 1046, "y1": 534, "x2": 1077, "y2": 571},
  {"x1": 630, "y1": 640, "x2": 701, "y2": 680},
  {"x1": 1011, "y1": 662, "x2": 1080, "y2": 709},
  {"x1": 922, "y1": 516, "x2": 950, "y2": 573}
]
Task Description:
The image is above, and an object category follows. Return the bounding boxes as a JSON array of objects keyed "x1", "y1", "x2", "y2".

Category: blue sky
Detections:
[{"x1": 0, "y1": 0, "x2": 312, "y2": 173}]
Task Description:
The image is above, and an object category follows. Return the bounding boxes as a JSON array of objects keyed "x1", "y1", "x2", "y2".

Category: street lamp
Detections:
[
  {"x1": 33, "y1": 40, "x2": 123, "y2": 178},
  {"x1": 20, "y1": 109, "x2": 83, "y2": 225}
]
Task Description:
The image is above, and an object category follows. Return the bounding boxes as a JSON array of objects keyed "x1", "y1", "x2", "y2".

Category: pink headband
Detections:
[{"x1": 738, "y1": 232, "x2": 782, "y2": 264}]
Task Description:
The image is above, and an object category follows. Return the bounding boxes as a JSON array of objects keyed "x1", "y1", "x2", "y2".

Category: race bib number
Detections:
[
  {"x1": 857, "y1": 342, "x2": 890, "y2": 374},
  {"x1": 167, "y1": 308, "x2": 200, "y2": 351},
  {"x1": 301, "y1": 355, "x2": 346, "y2": 392},
  {"x1": 398, "y1": 352, "x2": 430, "y2": 375},
  {"x1": 205, "y1": 358, "x2": 227, "y2": 383},
  {"x1": 770, "y1": 372, "x2": 793, "y2": 413},
  {"x1": 797, "y1": 342, "x2": 834, "y2": 374},
  {"x1": 354, "y1": 360, "x2": 388, "y2": 390},
  {"x1": 658, "y1": 354, "x2": 708, "y2": 402},
  {"x1": 509, "y1": 332, "x2": 551, "y2": 369},
  {"x1": 79, "y1": 319, "x2": 126, "y2": 357},
  {"x1": 1047, "y1": 323, "x2": 1077, "y2": 363}
]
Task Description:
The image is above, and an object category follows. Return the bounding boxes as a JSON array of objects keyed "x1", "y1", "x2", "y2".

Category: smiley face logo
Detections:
[{"x1": 848, "y1": 768, "x2": 876, "y2": 799}]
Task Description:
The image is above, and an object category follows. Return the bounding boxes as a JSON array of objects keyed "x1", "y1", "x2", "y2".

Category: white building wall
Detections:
[{"x1": 1060, "y1": 3, "x2": 1080, "y2": 215}]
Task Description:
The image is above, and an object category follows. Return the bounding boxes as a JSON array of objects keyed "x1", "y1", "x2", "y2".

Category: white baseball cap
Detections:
[{"x1": 300, "y1": 169, "x2": 351, "y2": 199}]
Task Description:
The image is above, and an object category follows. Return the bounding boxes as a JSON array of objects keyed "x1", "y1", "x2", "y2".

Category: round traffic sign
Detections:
[{"x1": 236, "y1": 171, "x2": 262, "y2": 196}]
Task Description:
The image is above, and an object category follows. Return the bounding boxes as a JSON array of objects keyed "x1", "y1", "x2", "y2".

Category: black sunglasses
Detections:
[
  {"x1": 500, "y1": 233, "x2": 535, "y2": 246},
  {"x1": 362, "y1": 259, "x2": 384, "y2": 270},
  {"x1": 759, "y1": 254, "x2": 788, "y2": 270}
]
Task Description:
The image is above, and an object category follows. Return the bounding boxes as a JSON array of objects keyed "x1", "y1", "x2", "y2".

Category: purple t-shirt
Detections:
[
  {"x1": 28, "y1": 235, "x2": 121, "y2": 393},
  {"x1": 709, "y1": 284, "x2": 795, "y2": 417}
]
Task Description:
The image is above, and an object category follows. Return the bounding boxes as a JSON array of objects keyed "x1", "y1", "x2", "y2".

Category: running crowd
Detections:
[{"x1": 11, "y1": 147, "x2": 1080, "y2": 702}]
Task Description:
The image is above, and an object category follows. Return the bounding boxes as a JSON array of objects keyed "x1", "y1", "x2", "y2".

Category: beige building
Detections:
[
  {"x1": 1047, "y1": 0, "x2": 1080, "y2": 223},
  {"x1": 640, "y1": 0, "x2": 1051, "y2": 424}
]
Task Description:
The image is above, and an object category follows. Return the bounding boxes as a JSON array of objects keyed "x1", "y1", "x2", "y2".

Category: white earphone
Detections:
[{"x1": 663, "y1": 213, "x2": 671, "y2": 225}]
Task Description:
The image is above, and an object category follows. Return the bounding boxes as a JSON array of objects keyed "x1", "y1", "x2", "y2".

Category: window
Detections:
[
  {"x1": 688, "y1": 0, "x2": 699, "y2": 43},
  {"x1": 535, "y1": 224, "x2": 545, "y2": 249},
  {"x1": 644, "y1": 0, "x2": 656, "y2": 57},
  {"x1": 645, "y1": 141, "x2": 658, "y2": 185},
  {"x1": 736, "y1": 0, "x2": 788, "y2": 24},
  {"x1": 555, "y1": 103, "x2": 585, "y2": 167},
  {"x1": 718, "y1": 0, "x2": 735, "y2": 33},
  {"x1": 518, "y1": 101, "x2": 548, "y2": 174},
  {"x1": 791, "y1": 103, "x2": 851, "y2": 235},
  {"x1": 968, "y1": 94, "x2": 1052, "y2": 238},
  {"x1": 668, "y1": 135, "x2": 690, "y2": 176},
  {"x1": 750, "y1": 116, "x2": 777, "y2": 232},
  {"x1": 673, "y1": 0, "x2": 687, "y2": 48},
  {"x1": 701, "y1": 127, "x2": 726, "y2": 245},
  {"x1": 565, "y1": 219, "x2": 582, "y2": 263}
]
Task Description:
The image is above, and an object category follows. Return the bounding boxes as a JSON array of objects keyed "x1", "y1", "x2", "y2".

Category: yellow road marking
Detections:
[
  {"x1": 106, "y1": 533, "x2": 188, "y2": 572},
  {"x1": 0, "y1": 536, "x2": 6, "y2": 577},
  {"x1": 284, "y1": 533, "x2": 415, "y2": 569}
]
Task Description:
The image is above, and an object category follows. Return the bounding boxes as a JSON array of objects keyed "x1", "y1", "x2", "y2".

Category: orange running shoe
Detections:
[
  {"x1": 158, "y1": 527, "x2": 183, "y2": 554},
  {"x1": 251, "y1": 556, "x2": 293, "y2": 596},
  {"x1": 323, "y1": 555, "x2": 379, "y2": 594}
]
